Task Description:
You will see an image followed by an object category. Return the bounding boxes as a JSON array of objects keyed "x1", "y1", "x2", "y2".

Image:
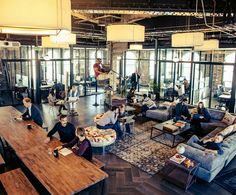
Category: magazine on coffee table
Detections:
[
  {"x1": 170, "y1": 154, "x2": 186, "y2": 164},
  {"x1": 174, "y1": 121, "x2": 186, "y2": 128}
]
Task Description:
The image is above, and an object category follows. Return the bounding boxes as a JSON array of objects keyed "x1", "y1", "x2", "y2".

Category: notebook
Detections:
[{"x1": 59, "y1": 148, "x2": 72, "y2": 156}]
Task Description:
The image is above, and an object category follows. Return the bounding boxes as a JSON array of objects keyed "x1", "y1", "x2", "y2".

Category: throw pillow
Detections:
[
  {"x1": 221, "y1": 112, "x2": 236, "y2": 125},
  {"x1": 190, "y1": 108, "x2": 198, "y2": 114}
]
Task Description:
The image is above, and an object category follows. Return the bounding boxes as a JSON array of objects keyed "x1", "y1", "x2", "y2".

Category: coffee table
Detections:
[
  {"x1": 162, "y1": 156, "x2": 200, "y2": 190},
  {"x1": 150, "y1": 119, "x2": 191, "y2": 148}
]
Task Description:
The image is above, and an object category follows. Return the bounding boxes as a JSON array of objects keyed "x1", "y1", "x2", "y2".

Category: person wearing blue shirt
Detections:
[
  {"x1": 191, "y1": 101, "x2": 211, "y2": 135},
  {"x1": 187, "y1": 134, "x2": 224, "y2": 155},
  {"x1": 192, "y1": 101, "x2": 211, "y2": 122},
  {"x1": 21, "y1": 97, "x2": 43, "y2": 127},
  {"x1": 174, "y1": 98, "x2": 191, "y2": 121}
]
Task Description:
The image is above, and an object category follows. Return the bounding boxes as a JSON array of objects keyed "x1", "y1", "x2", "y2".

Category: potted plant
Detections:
[{"x1": 148, "y1": 81, "x2": 159, "y2": 100}]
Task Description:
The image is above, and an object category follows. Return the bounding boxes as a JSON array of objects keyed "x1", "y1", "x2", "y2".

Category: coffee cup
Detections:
[
  {"x1": 27, "y1": 124, "x2": 32, "y2": 130},
  {"x1": 53, "y1": 149, "x2": 59, "y2": 158}
]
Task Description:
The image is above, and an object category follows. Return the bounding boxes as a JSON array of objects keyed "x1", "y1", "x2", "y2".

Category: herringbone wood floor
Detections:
[{"x1": 14, "y1": 95, "x2": 234, "y2": 195}]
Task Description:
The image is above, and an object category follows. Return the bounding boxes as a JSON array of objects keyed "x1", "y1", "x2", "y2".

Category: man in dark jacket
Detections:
[
  {"x1": 45, "y1": 115, "x2": 76, "y2": 143},
  {"x1": 174, "y1": 98, "x2": 191, "y2": 121},
  {"x1": 22, "y1": 97, "x2": 43, "y2": 127},
  {"x1": 130, "y1": 71, "x2": 140, "y2": 90}
]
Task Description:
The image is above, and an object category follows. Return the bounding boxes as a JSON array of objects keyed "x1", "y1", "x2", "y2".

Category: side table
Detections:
[{"x1": 161, "y1": 156, "x2": 200, "y2": 190}]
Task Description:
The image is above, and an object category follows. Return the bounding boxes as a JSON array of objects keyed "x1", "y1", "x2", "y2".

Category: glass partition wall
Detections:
[
  {"x1": 0, "y1": 46, "x2": 108, "y2": 105},
  {"x1": 120, "y1": 50, "x2": 155, "y2": 93},
  {"x1": 1, "y1": 46, "x2": 236, "y2": 112},
  {"x1": 157, "y1": 49, "x2": 235, "y2": 111}
]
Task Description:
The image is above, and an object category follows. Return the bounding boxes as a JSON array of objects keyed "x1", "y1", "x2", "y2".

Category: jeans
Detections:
[
  {"x1": 97, "y1": 121, "x2": 123, "y2": 138},
  {"x1": 187, "y1": 135, "x2": 205, "y2": 151}
]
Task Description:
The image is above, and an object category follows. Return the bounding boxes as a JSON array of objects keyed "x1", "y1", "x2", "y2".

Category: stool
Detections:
[{"x1": 120, "y1": 119, "x2": 135, "y2": 135}]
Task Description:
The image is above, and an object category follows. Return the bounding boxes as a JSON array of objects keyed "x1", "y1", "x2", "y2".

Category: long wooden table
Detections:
[{"x1": 0, "y1": 106, "x2": 108, "y2": 195}]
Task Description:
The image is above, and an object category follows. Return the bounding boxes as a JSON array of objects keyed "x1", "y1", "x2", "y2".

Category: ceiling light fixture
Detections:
[
  {"x1": 41, "y1": 36, "x2": 69, "y2": 48},
  {"x1": 50, "y1": 30, "x2": 76, "y2": 44},
  {"x1": 129, "y1": 43, "x2": 143, "y2": 50},
  {"x1": 172, "y1": 32, "x2": 204, "y2": 47},
  {"x1": 194, "y1": 39, "x2": 219, "y2": 50},
  {"x1": 107, "y1": 24, "x2": 145, "y2": 42},
  {"x1": 0, "y1": 0, "x2": 71, "y2": 35}
]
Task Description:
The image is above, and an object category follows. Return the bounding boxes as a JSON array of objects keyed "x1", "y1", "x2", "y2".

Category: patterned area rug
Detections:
[
  {"x1": 214, "y1": 168, "x2": 236, "y2": 194},
  {"x1": 106, "y1": 120, "x2": 176, "y2": 175}
]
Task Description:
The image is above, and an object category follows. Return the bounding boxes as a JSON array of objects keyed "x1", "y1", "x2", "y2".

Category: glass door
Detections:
[
  {"x1": 192, "y1": 63, "x2": 211, "y2": 107},
  {"x1": 159, "y1": 61, "x2": 177, "y2": 101},
  {"x1": 1, "y1": 59, "x2": 32, "y2": 105}
]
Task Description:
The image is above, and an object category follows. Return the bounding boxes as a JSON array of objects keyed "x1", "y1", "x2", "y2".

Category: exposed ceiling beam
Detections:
[
  {"x1": 72, "y1": 9, "x2": 223, "y2": 17},
  {"x1": 71, "y1": 11, "x2": 99, "y2": 24}
]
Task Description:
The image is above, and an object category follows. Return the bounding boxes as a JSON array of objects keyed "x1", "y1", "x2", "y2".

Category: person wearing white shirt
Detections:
[
  {"x1": 141, "y1": 94, "x2": 157, "y2": 116},
  {"x1": 96, "y1": 106, "x2": 123, "y2": 139},
  {"x1": 68, "y1": 85, "x2": 79, "y2": 111}
]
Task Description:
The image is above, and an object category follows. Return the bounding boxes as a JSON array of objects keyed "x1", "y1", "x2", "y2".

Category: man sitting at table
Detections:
[
  {"x1": 45, "y1": 115, "x2": 76, "y2": 143},
  {"x1": 55, "y1": 127, "x2": 92, "y2": 161},
  {"x1": 96, "y1": 106, "x2": 123, "y2": 139},
  {"x1": 21, "y1": 97, "x2": 43, "y2": 127},
  {"x1": 174, "y1": 98, "x2": 191, "y2": 121}
]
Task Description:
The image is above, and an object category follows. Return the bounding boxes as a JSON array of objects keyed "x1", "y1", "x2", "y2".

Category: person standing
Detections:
[
  {"x1": 93, "y1": 58, "x2": 116, "y2": 91},
  {"x1": 130, "y1": 71, "x2": 140, "y2": 90},
  {"x1": 45, "y1": 115, "x2": 76, "y2": 143},
  {"x1": 21, "y1": 97, "x2": 43, "y2": 127},
  {"x1": 93, "y1": 58, "x2": 105, "y2": 78},
  {"x1": 183, "y1": 78, "x2": 190, "y2": 94}
]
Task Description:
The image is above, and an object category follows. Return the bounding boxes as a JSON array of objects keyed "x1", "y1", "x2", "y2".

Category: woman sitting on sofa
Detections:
[
  {"x1": 191, "y1": 101, "x2": 211, "y2": 135},
  {"x1": 193, "y1": 102, "x2": 211, "y2": 121}
]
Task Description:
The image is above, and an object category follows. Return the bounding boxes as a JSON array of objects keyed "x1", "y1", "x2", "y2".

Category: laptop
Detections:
[{"x1": 122, "y1": 115, "x2": 135, "y2": 122}]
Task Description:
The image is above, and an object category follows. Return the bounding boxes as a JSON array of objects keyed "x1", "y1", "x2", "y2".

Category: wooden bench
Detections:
[
  {"x1": 0, "y1": 154, "x2": 5, "y2": 166},
  {"x1": 0, "y1": 154, "x2": 5, "y2": 173},
  {"x1": 0, "y1": 168, "x2": 38, "y2": 195},
  {"x1": 92, "y1": 157, "x2": 105, "y2": 169}
]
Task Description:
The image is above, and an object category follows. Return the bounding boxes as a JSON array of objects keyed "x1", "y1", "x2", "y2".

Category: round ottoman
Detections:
[{"x1": 85, "y1": 126, "x2": 116, "y2": 153}]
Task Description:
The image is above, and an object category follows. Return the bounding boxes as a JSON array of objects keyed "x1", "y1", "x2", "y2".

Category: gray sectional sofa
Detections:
[
  {"x1": 182, "y1": 126, "x2": 236, "y2": 182},
  {"x1": 200, "y1": 109, "x2": 228, "y2": 132},
  {"x1": 146, "y1": 103, "x2": 174, "y2": 121},
  {"x1": 146, "y1": 102, "x2": 236, "y2": 182},
  {"x1": 181, "y1": 108, "x2": 236, "y2": 182}
]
